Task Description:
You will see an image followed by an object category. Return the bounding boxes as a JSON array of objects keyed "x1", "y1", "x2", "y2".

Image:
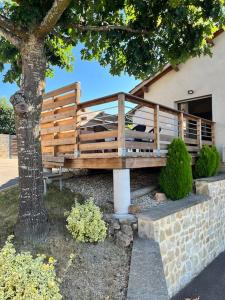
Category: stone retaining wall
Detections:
[
  {"x1": 0, "y1": 134, "x2": 17, "y2": 158},
  {"x1": 138, "y1": 176, "x2": 225, "y2": 297}
]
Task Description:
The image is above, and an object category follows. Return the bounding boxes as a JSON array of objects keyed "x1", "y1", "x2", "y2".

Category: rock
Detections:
[
  {"x1": 119, "y1": 215, "x2": 137, "y2": 225},
  {"x1": 154, "y1": 192, "x2": 167, "y2": 203},
  {"x1": 121, "y1": 224, "x2": 133, "y2": 239},
  {"x1": 132, "y1": 223, "x2": 138, "y2": 232},
  {"x1": 128, "y1": 204, "x2": 141, "y2": 214},
  {"x1": 115, "y1": 231, "x2": 133, "y2": 247},
  {"x1": 112, "y1": 219, "x2": 120, "y2": 230}
]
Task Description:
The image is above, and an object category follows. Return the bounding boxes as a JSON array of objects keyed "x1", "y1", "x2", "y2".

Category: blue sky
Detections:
[{"x1": 0, "y1": 46, "x2": 140, "y2": 103}]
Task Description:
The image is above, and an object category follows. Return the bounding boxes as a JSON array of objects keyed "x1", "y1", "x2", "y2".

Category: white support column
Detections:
[{"x1": 113, "y1": 169, "x2": 131, "y2": 216}]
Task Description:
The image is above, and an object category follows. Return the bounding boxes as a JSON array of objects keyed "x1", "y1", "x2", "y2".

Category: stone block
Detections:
[{"x1": 155, "y1": 192, "x2": 167, "y2": 203}]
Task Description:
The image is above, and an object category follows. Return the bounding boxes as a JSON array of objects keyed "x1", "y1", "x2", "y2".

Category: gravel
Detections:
[{"x1": 64, "y1": 169, "x2": 161, "y2": 212}]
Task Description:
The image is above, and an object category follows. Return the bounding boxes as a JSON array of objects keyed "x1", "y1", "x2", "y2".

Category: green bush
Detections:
[
  {"x1": 159, "y1": 138, "x2": 193, "y2": 200},
  {"x1": 66, "y1": 199, "x2": 107, "y2": 243},
  {"x1": 0, "y1": 236, "x2": 62, "y2": 300},
  {"x1": 194, "y1": 145, "x2": 220, "y2": 178}
]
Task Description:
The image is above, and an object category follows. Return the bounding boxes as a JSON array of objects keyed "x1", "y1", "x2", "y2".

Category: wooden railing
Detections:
[{"x1": 41, "y1": 86, "x2": 215, "y2": 160}]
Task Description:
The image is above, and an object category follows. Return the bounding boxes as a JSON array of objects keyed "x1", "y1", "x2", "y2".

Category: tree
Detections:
[
  {"x1": 0, "y1": 0, "x2": 224, "y2": 241},
  {"x1": 160, "y1": 138, "x2": 193, "y2": 200},
  {"x1": 0, "y1": 97, "x2": 16, "y2": 135}
]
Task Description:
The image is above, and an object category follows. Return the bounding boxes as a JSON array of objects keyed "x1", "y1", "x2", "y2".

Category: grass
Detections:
[{"x1": 0, "y1": 185, "x2": 131, "y2": 299}]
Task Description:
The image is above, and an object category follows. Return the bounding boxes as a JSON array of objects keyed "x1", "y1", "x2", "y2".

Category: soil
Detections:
[{"x1": 0, "y1": 186, "x2": 131, "y2": 300}]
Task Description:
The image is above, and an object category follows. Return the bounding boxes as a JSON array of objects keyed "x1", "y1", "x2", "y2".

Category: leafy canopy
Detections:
[{"x1": 0, "y1": 0, "x2": 225, "y2": 83}]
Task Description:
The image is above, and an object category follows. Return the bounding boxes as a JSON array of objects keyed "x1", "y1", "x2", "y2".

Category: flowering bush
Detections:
[
  {"x1": 0, "y1": 236, "x2": 62, "y2": 300},
  {"x1": 66, "y1": 199, "x2": 107, "y2": 243}
]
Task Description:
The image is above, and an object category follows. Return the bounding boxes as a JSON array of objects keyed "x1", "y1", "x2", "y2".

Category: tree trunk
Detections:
[{"x1": 11, "y1": 35, "x2": 49, "y2": 241}]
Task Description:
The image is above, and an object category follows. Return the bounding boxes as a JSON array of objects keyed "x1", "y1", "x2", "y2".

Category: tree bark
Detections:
[{"x1": 11, "y1": 35, "x2": 49, "y2": 241}]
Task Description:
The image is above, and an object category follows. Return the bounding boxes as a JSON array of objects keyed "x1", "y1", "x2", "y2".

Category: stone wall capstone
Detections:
[{"x1": 138, "y1": 176, "x2": 225, "y2": 297}]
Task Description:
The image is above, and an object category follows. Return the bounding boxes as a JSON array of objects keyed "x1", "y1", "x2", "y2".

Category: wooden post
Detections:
[
  {"x1": 197, "y1": 118, "x2": 202, "y2": 149},
  {"x1": 153, "y1": 104, "x2": 160, "y2": 156},
  {"x1": 118, "y1": 93, "x2": 126, "y2": 157},
  {"x1": 178, "y1": 112, "x2": 184, "y2": 140},
  {"x1": 74, "y1": 82, "x2": 81, "y2": 158},
  {"x1": 211, "y1": 122, "x2": 215, "y2": 145}
]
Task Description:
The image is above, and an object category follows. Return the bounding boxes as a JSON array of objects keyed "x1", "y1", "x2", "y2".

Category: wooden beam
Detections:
[
  {"x1": 154, "y1": 104, "x2": 160, "y2": 153},
  {"x1": 117, "y1": 93, "x2": 126, "y2": 156},
  {"x1": 197, "y1": 118, "x2": 202, "y2": 149},
  {"x1": 178, "y1": 112, "x2": 184, "y2": 140}
]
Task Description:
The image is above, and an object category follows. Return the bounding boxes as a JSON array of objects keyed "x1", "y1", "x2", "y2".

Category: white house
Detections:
[{"x1": 130, "y1": 30, "x2": 225, "y2": 158}]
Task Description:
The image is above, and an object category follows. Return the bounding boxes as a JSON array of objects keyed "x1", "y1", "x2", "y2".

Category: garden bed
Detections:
[{"x1": 0, "y1": 186, "x2": 131, "y2": 300}]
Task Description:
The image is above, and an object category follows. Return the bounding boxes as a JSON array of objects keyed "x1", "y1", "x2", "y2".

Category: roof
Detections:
[{"x1": 130, "y1": 29, "x2": 224, "y2": 96}]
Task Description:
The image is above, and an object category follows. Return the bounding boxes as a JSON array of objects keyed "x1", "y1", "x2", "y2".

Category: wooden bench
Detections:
[{"x1": 42, "y1": 156, "x2": 65, "y2": 195}]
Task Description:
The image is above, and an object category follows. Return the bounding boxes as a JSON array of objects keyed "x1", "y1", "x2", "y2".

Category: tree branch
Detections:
[
  {"x1": 35, "y1": 0, "x2": 72, "y2": 38},
  {"x1": 0, "y1": 14, "x2": 26, "y2": 38},
  {"x1": 0, "y1": 27, "x2": 21, "y2": 48},
  {"x1": 72, "y1": 24, "x2": 150, "y2": 35}
]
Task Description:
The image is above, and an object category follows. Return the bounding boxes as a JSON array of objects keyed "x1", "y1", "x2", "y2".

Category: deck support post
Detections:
[{"x1": 113, "y1": 169, "x2": 131, "y2": 215}]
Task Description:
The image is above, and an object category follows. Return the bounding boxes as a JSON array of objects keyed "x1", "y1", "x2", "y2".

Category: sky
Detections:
[{"x1": 0, "y1": 45, "x2": 140, "y2": 103}]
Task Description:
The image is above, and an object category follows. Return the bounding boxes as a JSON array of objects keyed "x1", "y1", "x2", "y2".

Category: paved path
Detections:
[
  {"x1": 0, "y1": 159, "x2": 18, "y2": 191},
  {"x1": 127, "y1": 238, "x2": 169, "y2": 300},
  {"x1": 172, "y1": 252, "x2": 225, "y2": 300}
]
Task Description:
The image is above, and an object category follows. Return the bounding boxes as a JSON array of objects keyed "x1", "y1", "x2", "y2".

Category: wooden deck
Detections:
[{"x1": 41, "y1": 83, "x2": 215, "y2": 169}]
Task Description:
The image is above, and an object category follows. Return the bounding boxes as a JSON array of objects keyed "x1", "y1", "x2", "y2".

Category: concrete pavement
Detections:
[{"x1": 0, "y1": 159, "x2": 18, "y2": 191}]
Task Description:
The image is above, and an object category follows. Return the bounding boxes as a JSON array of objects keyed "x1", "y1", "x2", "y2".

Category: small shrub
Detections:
[
  {"x1": 66, "y1": 199, "x2": 107, "y2": 243},
  {"x1": 0, "y1": 236, "x2": 62, "y2": 300},
  {"x1": 211, "y1": 145, "x2": 220, "y2": 175},
  {"x1": 159, "y1": 138, "x2": 193, "y2": 200},
  {"x1": 194, "y1": 145, "x2": 220, "y2": 178}
]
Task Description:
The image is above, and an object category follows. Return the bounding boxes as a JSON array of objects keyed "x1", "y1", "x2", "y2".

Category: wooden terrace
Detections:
[{"x1": 41, "y1": 83, "x2": 215, "y2": 170}]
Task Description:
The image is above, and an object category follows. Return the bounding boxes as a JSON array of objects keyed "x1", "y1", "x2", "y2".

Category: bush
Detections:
[
  {"x1": 159, "y1": 138, "x2": 193, "y2": 200},
  {"x1": 0, "y1": 236, "x2": 62, "y2": 300},
  {"x1": 66, "y1": 199, "x2": 107, "y2": 243},
  {"x1": 194, "y1": 145, "x2": 220, "y2": 178},
  {"x1": 0, "y1": 98, "x2": 16, "y2": 135}
]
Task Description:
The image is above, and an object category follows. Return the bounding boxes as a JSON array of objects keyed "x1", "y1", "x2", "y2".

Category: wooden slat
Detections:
[
  {"x1": 43, "y1": 82, "x2": 79, "y2": 100},
  {"x1": 42, "y1": 138, "x2": 76, "y2": 146},
  {"x1": 78, "y1": 94, "x2": 118, "y2": 109},
  {"x1": 80, "y1": 130, "x2": 118, "y2": 142},
  {"x1": 41, "y1": 111, "x2": 76, "y2": 124},
  {"x1": 80, "y1": 141, "x2": 118, "y2": 151},
  {"x1": 184, "y1": 137, "x2": 198, "y2": 145},
  {"x1": 125, "y1": 141, "x2": 154, "y2": 150},
  {"x1": 187, "y1": 146, "x2": 200, "y2": 152},
  {"x1": 41, "y1": 124, "x2": 76, "y2": 135},
  {"x1": 43, "y1": 162, "x2": 64, "y2": 168},
  {"x1": 80, "y1": 152, "x2": 118, "y2": 158},
  {"x1": 126, "y1": 152, "x2": 153, "y2": 158},
  {"x1": 202, "y1": 140, "x2": 213, "y2": 145},
  {"x1": 42, "y1": 156, "x2": 65, "y2": 163},
  {"x1": 160, "y1": 134, "x2": 176, "y2": 142},
  {"x1": 125, "y1": 129, "x2": 151, "y2": 140},
  {"x1": 42, "y1": 92, "x2": 76, "y2": 111}
]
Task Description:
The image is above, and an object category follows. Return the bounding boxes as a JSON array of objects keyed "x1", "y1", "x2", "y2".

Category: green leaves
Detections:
[
  {"x1": 160, "y1": 138, "x2": 193, "y2": 200},
  {"x1": 0, "y1": 98, "x2": 16, "y2": 135},
  {"x1": 0, "y1": 0, "x2": 225, "y2": 82}
]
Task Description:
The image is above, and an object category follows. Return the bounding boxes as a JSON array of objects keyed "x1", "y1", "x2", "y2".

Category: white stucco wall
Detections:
[{"x1": 137, "y1": 32, "x2": 225, "y2": 152}]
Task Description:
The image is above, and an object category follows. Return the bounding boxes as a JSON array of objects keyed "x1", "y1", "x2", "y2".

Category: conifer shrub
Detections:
[
  {"x1": 159, "y1": 138, "x2": 193, "y2": 200},
  {"x1": 66, "y1": 199, "x2": 107, "y2": 243},
  {"x1": 194, "y1": 145, "x2": 220, "y2": 178},
  {"x1": 0, "y1": 236, "x2": 62, "y2": 300}
]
